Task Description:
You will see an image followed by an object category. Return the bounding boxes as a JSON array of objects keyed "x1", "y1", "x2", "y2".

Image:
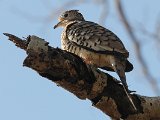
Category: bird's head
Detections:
[{"x1": 54, "y1": 10, "x2": 85, "y2": 29}]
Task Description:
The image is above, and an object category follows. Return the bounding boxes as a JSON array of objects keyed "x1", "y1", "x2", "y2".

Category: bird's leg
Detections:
[{"x1": 110, "y1": 56, "x2": 137, "y2": 111}]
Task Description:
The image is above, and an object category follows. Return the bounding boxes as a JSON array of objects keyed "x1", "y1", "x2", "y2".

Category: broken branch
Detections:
[{"x1": 4, "y1": 33, "x2": 160, "y2": 120}]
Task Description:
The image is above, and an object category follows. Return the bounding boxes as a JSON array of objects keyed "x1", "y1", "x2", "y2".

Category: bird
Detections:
[{"x1": 54, "y1": 10, "x2": 136, "y2": 111}]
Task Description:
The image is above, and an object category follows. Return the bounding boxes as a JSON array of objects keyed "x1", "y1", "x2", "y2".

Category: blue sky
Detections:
[{"x1": 0, "y1": 0, "x2": 160, "y2": 120}]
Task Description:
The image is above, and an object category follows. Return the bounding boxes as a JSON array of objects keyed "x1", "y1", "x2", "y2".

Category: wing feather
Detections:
[{"x1": 66, "y1": 21, "x2": 129, "y2": 58}]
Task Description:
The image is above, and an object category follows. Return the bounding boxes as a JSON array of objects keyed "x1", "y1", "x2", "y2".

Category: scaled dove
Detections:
[{"x1": 54, "y1": 10, "x2": 136, "y2": 111}]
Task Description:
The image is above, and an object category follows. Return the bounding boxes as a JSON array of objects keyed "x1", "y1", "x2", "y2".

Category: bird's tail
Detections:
[
  {"x1": 110, "y1": 56, "x2": 137, "y2": 111},
  {"x1": 118, "y1": 74, "x2": 137, "y2": 111}
]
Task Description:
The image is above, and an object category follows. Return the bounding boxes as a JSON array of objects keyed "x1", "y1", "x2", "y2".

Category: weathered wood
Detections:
[{"x1": 4, "y1": 33, "x2": 160, "y2": 120}]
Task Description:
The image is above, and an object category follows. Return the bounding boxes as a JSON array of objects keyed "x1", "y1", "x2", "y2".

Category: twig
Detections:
[
  {"x1": 10, "y1": 0, "x2": 85, "y2": 23},
  {"x1": 98, "y1": 0, "x2": 109, "y2": 25},
  {"x1": 115, "y1": 0, "x2": 160, "y2": 94}
]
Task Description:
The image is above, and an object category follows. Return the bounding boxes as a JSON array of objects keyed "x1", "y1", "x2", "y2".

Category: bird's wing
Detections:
[{"x1": 66, "y1": 21, "x2": 129, "y2": 58}]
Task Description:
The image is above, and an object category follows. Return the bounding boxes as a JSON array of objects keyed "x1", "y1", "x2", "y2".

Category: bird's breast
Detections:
[{"x1": 61, "y1": 38, "x2": 112, "y2": 68}]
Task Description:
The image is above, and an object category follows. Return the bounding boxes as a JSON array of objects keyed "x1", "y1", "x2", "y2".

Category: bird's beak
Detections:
[{"x1": 54, "y1": 21, "x2": 63, "y2": 29}]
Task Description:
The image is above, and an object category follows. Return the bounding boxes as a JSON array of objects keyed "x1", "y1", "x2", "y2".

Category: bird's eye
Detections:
[{"x1": 63, "y1": 13, "x2": 68, "y2": 17}]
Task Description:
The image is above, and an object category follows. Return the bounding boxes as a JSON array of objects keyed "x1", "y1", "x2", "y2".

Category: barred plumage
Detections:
[{"x1": 54, "y1": 10, "x2": 136, "y2": 111}]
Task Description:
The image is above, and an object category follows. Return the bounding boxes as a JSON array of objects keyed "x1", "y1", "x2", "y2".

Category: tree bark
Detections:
[{"x1": 3, "y1": 33, "x2": 160, "y2": 120}]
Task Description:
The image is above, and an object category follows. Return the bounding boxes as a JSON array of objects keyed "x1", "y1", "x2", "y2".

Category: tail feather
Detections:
[
  {"x1": 110, "y1": 57, "x2": 137, "y2": 111},
  {"x1": 114, "y1": 67, "x2": 137, "y2": 111}
]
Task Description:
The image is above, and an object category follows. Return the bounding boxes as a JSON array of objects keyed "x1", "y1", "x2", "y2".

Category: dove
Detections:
[{"x1": 54, "y1": 10, "x2": 136, "y2": 111}]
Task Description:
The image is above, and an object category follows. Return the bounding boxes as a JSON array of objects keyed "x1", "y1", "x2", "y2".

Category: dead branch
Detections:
[
  {"x1": 115, "y1": 0, "x2": 160, "y2": 94},
  {"x1": 3, "y1": 33, "x2": 160, "y2": 120},
  {"x1": 11, "y1": 0, "x2": 85, "y2": 23},
  {"x1": 98, "y1": 0, "x2": 109, "y2": 25}
]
